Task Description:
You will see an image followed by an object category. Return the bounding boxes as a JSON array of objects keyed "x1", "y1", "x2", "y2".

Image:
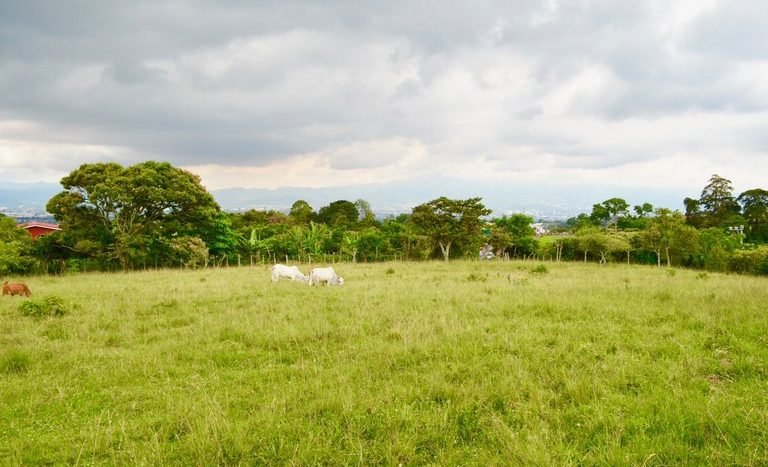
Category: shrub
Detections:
[
  {"x1": 756, "y1": 255, "x2": 768, "y2": 276},
  {"x1": 18, "y1": 295, "x2": 72, "y2": 318},
  {"x1": 171, "y1": 236, "x2": 209, "y2": 269},
  {"x1": 704, "y1": 246, "x2": 729, "y2": 272},
  {"x1": 729, "y1": 247, "x2": 768, "y2": 275}
]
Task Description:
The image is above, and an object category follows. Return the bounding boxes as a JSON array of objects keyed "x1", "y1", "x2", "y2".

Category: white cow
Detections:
[
  {"x1": 308, "y1": 267, "x2": 344, "y2": 286},
  {"x1": 271, "y1": 264, "x2": 307, "y2": 282}
]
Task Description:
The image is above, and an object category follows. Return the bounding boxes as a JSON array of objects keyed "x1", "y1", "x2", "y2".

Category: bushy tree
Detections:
[
  {"x1": 696, "y1": 228, "x2": 740, "y2": 272},
  {"x1": 492, "y1": 213, "x2": 537, "y2": 258},
  {"x1": 47, "y1": 161, "x2": 222, "y2": 269},
  {"x1": 566, "y1": 213, "x2": 598, "y2": 230},
  {"x1": 380, "y1": 215, "x2": 431, "y2": 260},
  {"x1": 737, "y1": 189, "x2": 768, "y2": 243},
  {"x1": 316, "y1": 200, "x2": 359, "y2": 229},
  {"x1": 356, "y1": 227, "x2": 388, "y2": 261},
  {"x1": 411, "y1": 197, "x2": 491, "y2": 261},
  {"x1": 638, "y1": 209, "x2": 699, "y2": 267},
  {"x1": 289, "y1": 200, "x2": 314, "y2": 225},
  {"x1": 621, "y1": 202, "x2": 653, "y2": 230},
  {"x1": 695, "y1": 174, "x2": 743, "y2": 228},
  {"x1": 202, "y1": 212, "x2": 237, "y2": 257},
  {"x1": 590, "y1": 197, "x2": 629, "y2": 228},
  {"x1": 633, "y1": 203, "x2": 654, "y2": 218},
  {"x1": 575, "y1": 227, "x2": 605, "y2": 263},
  {"x1": 486, "y1": 225, "x2": 512, "y2": 259},
  {"x1": 683, "y1": 197, "x2": 704, "y2": 229},
  {"x1": 170, "y1": 236, "x2": 209, "y2": 268}
]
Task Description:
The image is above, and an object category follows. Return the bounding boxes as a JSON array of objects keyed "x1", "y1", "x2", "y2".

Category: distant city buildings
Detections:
[
  {"x1": 1, "y1": 200, "x2": 588, "y2": 226},
  {"x1": 0, "y1": 206, "x2": 57, "y2": 225}
]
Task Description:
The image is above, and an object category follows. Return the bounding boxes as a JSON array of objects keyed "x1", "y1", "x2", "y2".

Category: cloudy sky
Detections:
[{"x1": 1, "y1": 0, "x2": 767, "y2": 210}]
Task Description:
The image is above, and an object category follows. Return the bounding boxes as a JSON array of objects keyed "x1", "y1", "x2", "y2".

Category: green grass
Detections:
[{"x1": 1, "y1": 261, "x2": 767, "y2": 465}]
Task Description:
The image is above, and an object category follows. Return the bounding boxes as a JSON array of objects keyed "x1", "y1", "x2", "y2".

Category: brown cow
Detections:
[{"x1": 2, "y1": 281, "x2": 31, "y2": 297}]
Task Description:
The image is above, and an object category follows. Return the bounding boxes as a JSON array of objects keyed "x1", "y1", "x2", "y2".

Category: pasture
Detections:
[{"x1": 1, "y1": 261, "x2": 767, "y2": 465}]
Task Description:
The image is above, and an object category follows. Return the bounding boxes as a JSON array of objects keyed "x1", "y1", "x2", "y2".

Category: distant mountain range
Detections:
[{"x1": 0, "y1": 178, "x2": 689, "y2": 221}]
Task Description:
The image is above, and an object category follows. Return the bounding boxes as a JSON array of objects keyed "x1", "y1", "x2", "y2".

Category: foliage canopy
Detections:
[{"x1": 46, "y1": 161, "x2": 222, "y2": 269}]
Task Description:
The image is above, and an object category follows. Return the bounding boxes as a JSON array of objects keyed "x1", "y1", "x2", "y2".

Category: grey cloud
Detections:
[
  {"x1": 1, "y1": 0, "x2": 768, "y2": 184},
  {"x1": 684, "y1": 1, "x2": 768, "y2": 60},
  {"x1": 106, "y1": 61, "x2": 169, "y2": 86}
]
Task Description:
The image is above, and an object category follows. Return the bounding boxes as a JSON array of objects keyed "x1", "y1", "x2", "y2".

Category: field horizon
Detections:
[{"x1": 1, "y1": 260, "x2": 767, "y2": 465}]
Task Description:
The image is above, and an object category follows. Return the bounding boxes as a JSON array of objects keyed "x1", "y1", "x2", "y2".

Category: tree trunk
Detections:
[{"x1": 439, "y1": 241, "x2": 451, "y2": 261}]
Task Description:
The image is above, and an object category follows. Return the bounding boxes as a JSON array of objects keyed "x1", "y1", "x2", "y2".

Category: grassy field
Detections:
[{"x1": 1, "y1": 261, "x2": 767, "y2": 465}]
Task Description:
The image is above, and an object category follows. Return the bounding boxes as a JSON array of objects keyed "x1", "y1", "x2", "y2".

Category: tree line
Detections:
[{"x1": 1, "y1": 163, "x2": 767, "y2": 276}]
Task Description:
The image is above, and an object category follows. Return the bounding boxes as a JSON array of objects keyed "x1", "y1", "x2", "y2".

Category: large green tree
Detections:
[
  {"x1": 289, "y1": 200, "x2": 314, "y2": 225},
  {"x1": 638, "y1": 208, "x2": 699, "y2": 267},
  {"x1": 47, "y1": 161, "x2": 222, "y2": 269},
  {"x1": 633, "y1": 202, "x2": 654, "y2": 218},
  {"x1": 590, "y1": 197, "x2": 630, "y2": 228},
  {"x1": 410, "y1": 197, "x2": 491, "y2": 261},
  {"x1": 576, "y1": 229, "x2": 632, "y2": 264},
  {"x1": 696, "y1": 174, "x2": 742, "y2": 227},
  {"x1": 492, "y1": 213, "x2": 537, "y2": 258},
  {"x1": 316, "y1": 200, "x2": 359, "y2": 229},
  {"x1": 380, "y1": 214, "x2": 432, "y2": 261},
  {"x1": 355, "y1": 227, "x2": 388, "y2": 261},
  {"x1": 737, "y1": 188, "x2": 768, "y2": 243},
  {"x1": 683, "y1": 197, "x2": 704, "y2": 229}
]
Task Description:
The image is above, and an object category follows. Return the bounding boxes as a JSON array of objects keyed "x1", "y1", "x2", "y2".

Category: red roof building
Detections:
[{"x1": 20, "y1": 222, "x2": 61, "y2": 238}]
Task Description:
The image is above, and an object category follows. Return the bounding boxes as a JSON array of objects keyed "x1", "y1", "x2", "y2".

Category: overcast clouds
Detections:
[{"x1": 1, "y1": 0, "x2": 767, "y2": 207}]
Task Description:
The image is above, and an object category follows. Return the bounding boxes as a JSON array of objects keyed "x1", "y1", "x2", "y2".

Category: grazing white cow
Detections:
[
  {"x1": 308, "y1": 267, "x2": 344, "y2": 286},
  {"x1": 271, "y1": 264, "x2": 307, "y2": 282}
]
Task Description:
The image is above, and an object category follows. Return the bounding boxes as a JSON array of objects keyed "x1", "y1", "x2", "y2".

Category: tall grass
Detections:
[{"x1": 1, "y1": 261, "x2": 767, "y2": 465}]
